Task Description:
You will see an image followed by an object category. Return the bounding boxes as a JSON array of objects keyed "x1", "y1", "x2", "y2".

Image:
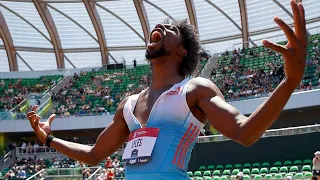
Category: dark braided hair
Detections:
[{"x1": 172, "y1": 19, "x2": 201, "y2": 77}]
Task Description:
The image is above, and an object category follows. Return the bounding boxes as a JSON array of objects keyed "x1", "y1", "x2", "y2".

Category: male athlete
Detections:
[{"x1": 27, "y1": 1, "x2": 307, "y2": 179}]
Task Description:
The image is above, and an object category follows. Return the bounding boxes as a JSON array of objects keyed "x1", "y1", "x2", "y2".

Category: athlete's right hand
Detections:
[{"x1": 27, "y1": 105, "x2": 56, "y2": 144}]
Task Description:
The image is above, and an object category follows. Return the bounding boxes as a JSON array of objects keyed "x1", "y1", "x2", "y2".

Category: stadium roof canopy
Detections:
[{"x1": 0, "y1": 0, "x2": 319, "y2": 72}]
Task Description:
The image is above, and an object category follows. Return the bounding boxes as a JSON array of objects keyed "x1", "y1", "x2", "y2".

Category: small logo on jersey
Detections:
[
  {"x1": 167, "y1": 86, "x2": 181, "y2": 95},
  {"x1": 133, "y1": 131, "x2": 146, "y2": 138}
]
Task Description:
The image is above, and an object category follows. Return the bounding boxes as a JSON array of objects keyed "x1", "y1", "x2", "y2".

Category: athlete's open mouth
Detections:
[{"x1": 148, "y1": 28, "x2": 164, "y2": 49}]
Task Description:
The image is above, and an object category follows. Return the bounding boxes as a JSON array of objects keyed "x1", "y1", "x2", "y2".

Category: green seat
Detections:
[
  {"x1": 251, "y1": 168, "x2": 259, "y2": 175},
  {"x1": 285, "y1": 173, "x2": 294, "y2": 178},
  {"x1": 187, "y1": 171, "x2": 193, "y2": 177},
  {"x1": 212, "y1": 176, "x2": 220, "y2": 180},
  {"x1": 216, "y1": 165, "x2": 224, "y2": 171},
  {"x1": 293, "y1": 160, "x2": 302, "y2": 167},
  {"x1": 252, "y1": 163, "x2": 260, "y2": 169},
  {"x1": 194, "y1": 171, "x2": 202, "y2": 177},
  {"x1": 254, "y1": 175, "x2": 262, "y2": 180},
  {"x1": 261, "y1": 162, "x2": 270, "y2": 168},
  {"x1": 274, "y1": 173, "x2": 283, "y2": 179},
  {"x1": 289, "y1": 166, "x2": 299, "y2": 174},
  {"x1": 195, "y1": 178, "x2": 203, "y2": 180},
  {"x1": 243, "y1": 163, "x2": 251, "y2": 169},
  {"x1": 199, "y1": 166, "x2": 206, "y2": 172},
  {"x1": 302, "y1": 165, "x2": 311, "y2": 172},
  {"x1": 294, "y1": 172, "x2": 303, "y2": 179},
  {"x1": 222, "y1": 170, "x2": 230, "y2": 176},
  {"x1": 232, "y1": 169, "x2": 240, "y2": 176},
  {"x1": 279, "y1": 167, "x2": 288, "y2": 174},
  {"x1": 234, "y1": 164, "x2": 242, "y2": 170},
  {"x1": 243, "y1": 175, "x2": 250, "y2": 180},
  {"x1": 270, "y1": 167, "x2": 278, "y2": 174},
  {"x1": 303, "y1": 159, "x2": 312, "y2": 166},
  {"x1": 274, "y1": 161, "x2": 282, "y2": 168},
  {"x1": 220, "y1": 176, "x2": 228, "y2": 180},
  {"x1": 304, "y1": 172, "x2": 313, "y2": 178},
  {"x1": 260, "y1": 167, "x2": 268, "y2": 175},
  {"x1": 207, "y1": 165, "x2": 215, "y2": 172},
  {"x1": 225, "y1": 164, "x2": 233, "y2": 170},
  {"x1": 203, "y1": 171, "x2": 211, "y2": 177},
  {"x1": 213, "y1": 170, "x2": 221, "y2": 176},
  {"x1": 243, "y1": 169, "x2": 250, "y2": 175},
  {"x1": 265, "y1": 174, "x2": 273, "y2": 179},
  {"x1": 284, "y1": 160, "x2": 293, "y2": 167},
  {"x1": 204, "y1": 177, "x2": 212, "y2": 180}
]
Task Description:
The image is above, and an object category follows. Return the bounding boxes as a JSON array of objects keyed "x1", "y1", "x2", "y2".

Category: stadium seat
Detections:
[
  {"x1": 212, "y1": 176, "x2": 220, "y2": 180},
  {"x1": 303, "y1": 159, "x2": 312, "y2": 166},
  {"x1": 285, "y1": 173, "x2": 294, "y2": 178},
  {"x1": 243, "y1": 175, "x2": 250, "y2": 180},
  {"x1": 234, "y1": 164, "x2": 242, "y2": 170},
  {"x1": 195, "y1": 178, "x2": 203, "y2": 180},
  {"x1": 194, "y1": 171, "x2": 202, "y2": 177},
  {"x1": 302, "y1": 165, "x2": 311, "y2": 172},
  {"x1": 254, "y1": 175, "x2": 262, "y2": 180},
  {"x1": 199, "y1": 165, "x2": 206, "y2": 172},
  {"x1": 225, "y1": 164, "x2": 233, "y2": 170},
  {"x1": 252, "y1": 163, "x2": 260, "y2": 169},
  {"x1": 274, "y1": 173, "x2": 283, "y2": 179},
  {"x1": 207, "y1": 165, "x2": 215, "y2": 172},
  {"x1": 273, "y1": 161, "x2": 282, "y2": 168},
  {"x1": 213, "y1": 170, "x2": 221, "y2": 176},
  {"x1": 216, "y1": 165, "x2": 224, "y2": 171},
  {"x1": 204, "y1": 177, "x2": 212, "y2": 180},
  {"x1": 187, "y1": 171, "x2": 193, "y2": 177},
  {"x1": 261, "y1": 162, "x2": 270, "y2": 168},
  {"x1": 294, "y1": 172, "x2": 303, "y2": 179},
  {"x1": 251, "y1": 168, "x2": 259, "y2": 176},
  {"x1": 242, "y1": 169, "x2": 250, "y2": 175},
  {"x1": 265, "y1": 174, "x2": 273, "y2": 179},
  {"x1": 232, "y1": 169, "x2": 240, "y2": 176},
  {"x1": 259, "y1": 167, "x2": 268, "y2": 175},
  {"x1": 304, "y1": 172, "x2": 313, "y2": 179},
  {"x1": 220, "y1": 176, "x2": 228, "y2": 180},
  {"x1": 203, "y1": 171, "x2": 211, "y2": 177},
  {"x1": 270, "y1": 167, "x2": 278, "y2": 174},
  {"x1": 243, "y1": 163, "x2": 251, "y2": 169},
  {"x1": 289, "y1": 166, "x2": 299, "y2": 174},
  {"x1": 222, "y1": 170, "x2": 230, "y2": 176},
  {"x1": 284, "y1": 160, "x2": 293, "y2": 167},
  {"x1": 279, "y1": 167, "x2": 288, "y2": 174},
  {"x1": 293, "y1": 160, "x2": 302, "y2": 167}
]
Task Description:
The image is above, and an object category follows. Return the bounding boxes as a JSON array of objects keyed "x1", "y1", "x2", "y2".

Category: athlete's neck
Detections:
[{"x1": 149, "y1": 60, "x2": 184, "y2": 90}]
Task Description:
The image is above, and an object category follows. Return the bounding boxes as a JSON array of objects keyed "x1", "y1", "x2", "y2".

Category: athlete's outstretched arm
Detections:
[
  {"x1": 193, "y1": 0, "x2": 307, "y2": 147},
  {"x1": 27, "y1": 97, "x2": 130, "y2": 166}
]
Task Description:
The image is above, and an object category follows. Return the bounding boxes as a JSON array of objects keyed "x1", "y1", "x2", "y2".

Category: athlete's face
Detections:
[{"x1": 146, "y1": 23, "x2": 184, "y2": 60}]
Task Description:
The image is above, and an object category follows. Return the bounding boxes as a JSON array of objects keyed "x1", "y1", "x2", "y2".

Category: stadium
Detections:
[{"x1": 0, "y1": 0, "x2": 319, "y2": 179}]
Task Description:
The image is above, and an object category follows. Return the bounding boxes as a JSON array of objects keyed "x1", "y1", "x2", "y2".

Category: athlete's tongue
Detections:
[{"x1": 151, "y1": 31, "x2": 162, "y2": 43}]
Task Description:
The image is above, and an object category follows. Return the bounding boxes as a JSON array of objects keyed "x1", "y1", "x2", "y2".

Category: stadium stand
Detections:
[{"x1": 0, "y1": 76, "x2": 62, "y2": 112}]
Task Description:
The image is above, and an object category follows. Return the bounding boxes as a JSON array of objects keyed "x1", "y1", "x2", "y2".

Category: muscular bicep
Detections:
[
  {"x1": 192, "y1": 78, "x2": 247, "y2": 143},
  {"x1": 90, "y1": 98, "x2": 130, "y2": 163}
]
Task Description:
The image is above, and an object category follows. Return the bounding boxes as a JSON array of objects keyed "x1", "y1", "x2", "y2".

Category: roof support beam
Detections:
[
  {"x1": 238, "y1": 0, "x2": 249, "y2": 48},
  {"x1": 134, "y1": 0, "x2": 150, "y2": 45},
  {"x1": 0, "y1": 10, "x2": 18, "y2": 71},
  {"x1": 184, "y1": 0, "x2": 198, "y2": 29},
  {"x1": 32, "y1": 0, "x2": 65, "y2": 69}
]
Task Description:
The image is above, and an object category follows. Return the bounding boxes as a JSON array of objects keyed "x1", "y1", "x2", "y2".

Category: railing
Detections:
[
  {"x1": 197, "y1": 124, "x2": 320, "y2": 143},
  {"x1": 88, "y1": 166, "x2": 102, "y2": 180},
  {"x1": 26, "y1": 169, "x2": 45, "y2": 180}
]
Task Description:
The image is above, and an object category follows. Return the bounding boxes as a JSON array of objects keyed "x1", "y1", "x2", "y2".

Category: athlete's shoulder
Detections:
[{"x1": 187, "y1": 77, "x2": 224, "y2": 99}]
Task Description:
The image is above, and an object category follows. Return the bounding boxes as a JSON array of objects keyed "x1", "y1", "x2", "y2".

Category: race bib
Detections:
[{"x1": 122, "y1": 127, "x2": 159, "y2": 165}]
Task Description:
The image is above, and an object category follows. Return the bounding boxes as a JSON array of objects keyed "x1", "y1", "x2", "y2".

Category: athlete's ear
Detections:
[{"x1": 178, "y1": 47, "x2": 187, "y2": 57}]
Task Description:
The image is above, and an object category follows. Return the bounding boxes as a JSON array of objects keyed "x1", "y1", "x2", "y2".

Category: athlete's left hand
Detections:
[{"x1": 262, "y1": 0, "x2": 307, "y2": 86}]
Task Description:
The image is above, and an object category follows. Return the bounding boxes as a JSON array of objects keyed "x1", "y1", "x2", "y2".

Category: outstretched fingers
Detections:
[
  {"x1": 298, "y1": 2, "x2": 307, "y2": 45},
  {"x1": 48, "y1": 114, "x2": 56, "y2": 125},
  {"x1": 31, "y1": 105, "x2": 38, "y2": 112},
  {"x1": 262, "y1": 40, "x2": 287, "y2": 54},
  {"x1": 274, "y1": 16, "x2": 298, "y2": 46}
]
